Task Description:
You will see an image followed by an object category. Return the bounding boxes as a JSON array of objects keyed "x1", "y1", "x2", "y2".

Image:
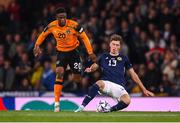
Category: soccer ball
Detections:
[{"x1": 96, "y1": 100, "x2": 111, "y2": 112}]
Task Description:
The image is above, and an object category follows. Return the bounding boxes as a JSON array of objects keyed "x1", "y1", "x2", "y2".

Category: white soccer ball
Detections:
[{"x1": 96, "y1": 100, "x2": 111, "y2": 112}]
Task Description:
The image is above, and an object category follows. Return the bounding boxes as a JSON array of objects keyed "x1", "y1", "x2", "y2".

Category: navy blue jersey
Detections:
[{"x1": 99, "y1": 53, "x2": 132, "y2": 87}]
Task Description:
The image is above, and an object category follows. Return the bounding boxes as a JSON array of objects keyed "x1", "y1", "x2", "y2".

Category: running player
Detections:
[{"x1": 33, "y1": 7, "x2": 97, "y2": 112}]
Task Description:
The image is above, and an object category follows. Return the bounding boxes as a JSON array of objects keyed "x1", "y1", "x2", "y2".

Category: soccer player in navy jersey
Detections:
[{"x1": 75, "y1": 34, "x2": 154, "y2": 112}]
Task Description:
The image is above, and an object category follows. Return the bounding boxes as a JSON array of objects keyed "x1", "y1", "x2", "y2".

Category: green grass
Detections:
[{"x1": 0, "y1": 111, "x2": 179, "y2": 122}]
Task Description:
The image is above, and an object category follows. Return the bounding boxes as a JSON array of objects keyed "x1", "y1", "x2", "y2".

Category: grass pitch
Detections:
[{"x1": 0, "y1": 111, "x2": 179, "y2": 122}]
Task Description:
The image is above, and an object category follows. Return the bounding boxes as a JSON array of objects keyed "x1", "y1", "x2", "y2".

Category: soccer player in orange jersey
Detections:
[{"x1": 33, "y1": 7, "x2": 97, "y2": 112}]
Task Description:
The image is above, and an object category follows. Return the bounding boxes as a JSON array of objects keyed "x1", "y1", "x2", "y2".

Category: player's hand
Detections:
[
  {"x1": 84, "y1": 68, "x2": 92, "y2": 73},
  {"x1": 89, "y1": 53, "x2": 97, "y2": 63},
  {"x1": 85, "y1": 63, "x2": 99, "y2": 73},
  {"x1": 33, "y1": 45, "x2": 42, "y2": 57},
  {"x1": 143, "y1": 89, "x2": 154, "y2": 97}
]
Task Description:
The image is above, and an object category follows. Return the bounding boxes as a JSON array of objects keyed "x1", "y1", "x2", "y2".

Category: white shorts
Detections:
[{"x1": 101, "y1": 80, "x2": 128, "y2": 99}]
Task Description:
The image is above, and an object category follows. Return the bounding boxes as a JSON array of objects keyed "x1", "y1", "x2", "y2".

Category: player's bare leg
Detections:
[
  {"x1": 54, "y1": 67, "x2": 64, "y2": 112},
  {"x1": 119, "y1": 94, "x2": 131, "y2": 105},
  {"x1": 97, "y1": 81, "x2": 131, "y2": 112},
  {"x1": 110, "y1": 94, "x2": 131, "y2": 112},
  {"x1": 96, "y1": 80, "x2": 105, "y2": 90}
]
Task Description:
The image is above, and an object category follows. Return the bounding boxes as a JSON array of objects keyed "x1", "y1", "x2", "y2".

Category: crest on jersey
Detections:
[
  {"x1": 117, "y1": 57, "x2": 122, "y2": 61},
  {"x1": 66, "y1": 29, "x2": 71, "y2": 34}
]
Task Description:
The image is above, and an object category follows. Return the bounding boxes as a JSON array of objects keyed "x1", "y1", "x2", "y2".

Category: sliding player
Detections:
[{"x1": 75, "y1": 34, "x2": 154, "y2": 112}]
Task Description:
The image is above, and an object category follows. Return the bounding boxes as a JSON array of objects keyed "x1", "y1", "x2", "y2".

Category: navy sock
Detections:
[
  {"x1": 82, "y1": 84, "x2": 100, "y2": 107},
  {"x1": 110, "y1": 101, "x2": 129, "y2": 112}
]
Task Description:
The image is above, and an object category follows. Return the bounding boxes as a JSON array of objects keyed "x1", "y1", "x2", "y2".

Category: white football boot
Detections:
[{"x1": 74, "y1": 105, "x2": 84, "y2": 112}]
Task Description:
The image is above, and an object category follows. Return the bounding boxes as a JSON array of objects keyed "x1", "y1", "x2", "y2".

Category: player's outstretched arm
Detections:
[
  {"x1": 33, "y1": 25, "x2": 51, "y2": 57},
  {"x1": 81, "y1": 32, "x2": 97, "y2": 63},
  {"x1": 128, "y1": 68, "x2": 154, "y2": 97},
  {"x1": 85, "y1": 63, "x2": 99, "y2": 73},
  {"x1": 77, "y1": 29, "x2": 97, "y2": 63},
  {"x1": 89, "y1": 53, "x2": 97, "y2": 63},
  {"x1": 75, "y1": 23, "x2": 97, "y2": 63}
]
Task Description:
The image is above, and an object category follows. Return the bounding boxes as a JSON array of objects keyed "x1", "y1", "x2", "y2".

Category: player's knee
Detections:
[
  {"x1": 56, "y1": 67, "x2": 64, "y2": 79},
  {"x1": 120, "y1": 94, "x2": 131, "y2": 105},
  {"x1": 96, "y1": 80, "x2": 105, "y2": 90},
  {"x1": 56, "y1": 67, "x2": 64, "y2": 74},
  {"x1": 124, "y1": 98, "x2": 131, "y2": 105}
]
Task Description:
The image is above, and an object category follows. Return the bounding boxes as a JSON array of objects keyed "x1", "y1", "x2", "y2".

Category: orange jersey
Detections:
[{"x1": 35, "y1": 19, "x2": 93, "y2": 54}]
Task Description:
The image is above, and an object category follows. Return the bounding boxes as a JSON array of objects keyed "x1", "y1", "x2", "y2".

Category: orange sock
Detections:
[{"x1": 54, "y1": 79, "x2": 63, "y2": 102}]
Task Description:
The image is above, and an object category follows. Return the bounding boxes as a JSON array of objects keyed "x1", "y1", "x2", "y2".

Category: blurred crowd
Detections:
[{"x1": 0, "y1": 0, "x2": 180, "y2": 96}]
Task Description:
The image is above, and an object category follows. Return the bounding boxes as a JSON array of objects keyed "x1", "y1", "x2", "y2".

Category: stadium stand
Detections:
[{"x1": 0, "y1": 0, "x2": 179, "y2": 96}]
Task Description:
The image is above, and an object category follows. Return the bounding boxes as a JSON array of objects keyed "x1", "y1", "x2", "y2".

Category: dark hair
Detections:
[
  {"x1": 55, "y1": 7, "x2": 66, "y2": 14},
  {"x1": 110, "y1": 34, "x2": 123, "y2": 44}
]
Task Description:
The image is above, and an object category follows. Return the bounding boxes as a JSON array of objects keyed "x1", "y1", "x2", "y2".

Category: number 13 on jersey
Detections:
[{"x1": 108, "y1": 59, "x2": 117, "y2": 66}]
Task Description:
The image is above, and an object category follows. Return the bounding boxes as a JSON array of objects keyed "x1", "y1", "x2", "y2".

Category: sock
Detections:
[
  {"x1": 55, "y1": 102, "x2": 59, "y2": 106},
  {"x1": 82, "y1": 84, "x2": 100, "y2": 107},
  {"x1": 110, "y1": 101, "x2": 129, "y2": 112},
  {"x1": 54, "y1": 79, "x2": 63, "y2": 102}
]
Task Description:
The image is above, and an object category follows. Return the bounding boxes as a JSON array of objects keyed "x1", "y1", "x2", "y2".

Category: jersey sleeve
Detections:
[
  {"x1": 124, "y1": 56, "x2": 133, "y2": 70},
  {"x1": 75, "y1": 24, "x2": 93, "y2": 55},
  {"x1": 35, "y1": 25, "x2": 52, "y2": 46}
]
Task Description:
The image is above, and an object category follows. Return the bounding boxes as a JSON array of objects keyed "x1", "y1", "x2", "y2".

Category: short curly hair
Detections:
[
  {"x1": 110, "y1": 34, "x2": 123, "y2": 45},
  {"x1": 55, "y1": 7, "x2": 66, "y2": 15}
]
